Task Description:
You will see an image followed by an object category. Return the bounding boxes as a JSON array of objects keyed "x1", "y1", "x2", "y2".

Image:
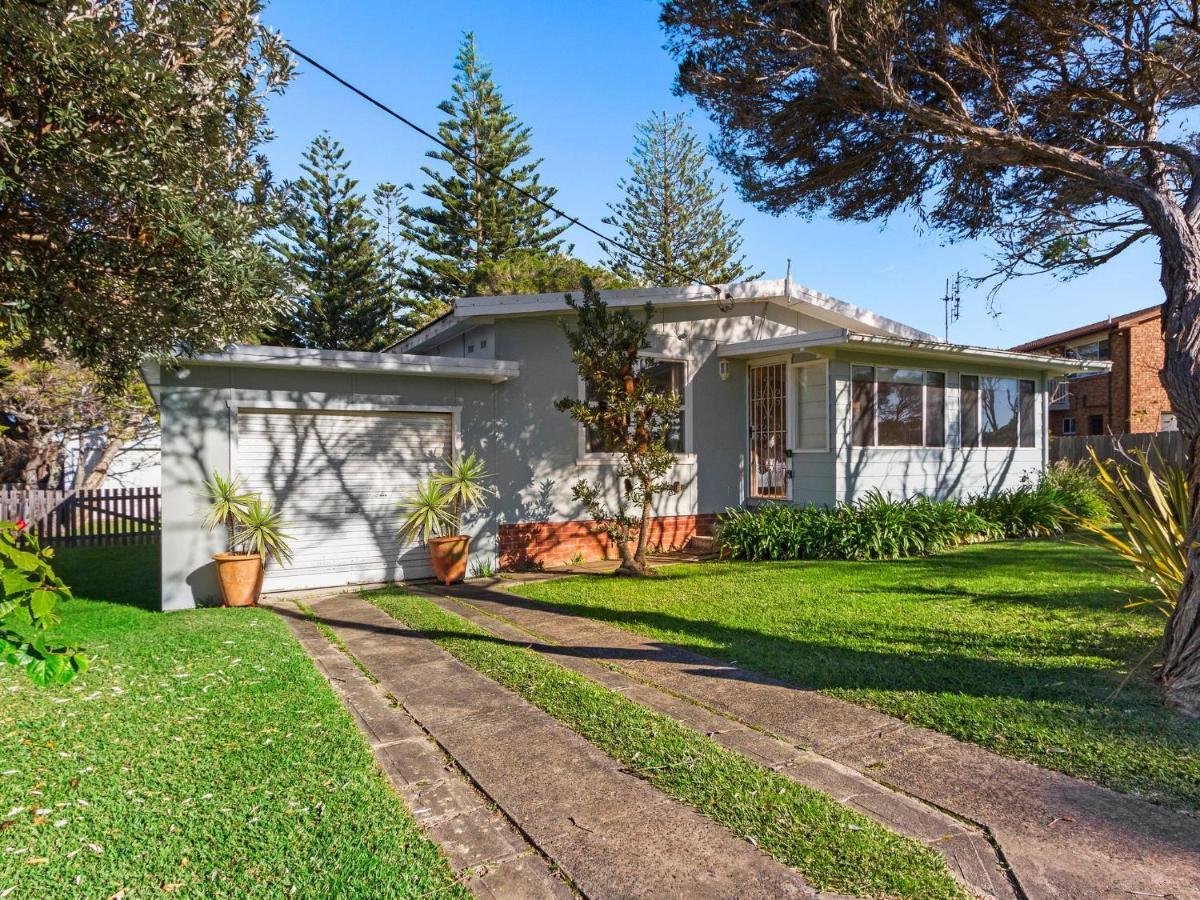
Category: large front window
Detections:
[
  {"x1": 584, "y1": 358, "x2": 687, "y2": 454},
  {"x1": 960, "y1": 375, "x2": 1036, "y2": 448},
  {"x1": 852, "y1": 366, "x2": 946, "y2": 447}
]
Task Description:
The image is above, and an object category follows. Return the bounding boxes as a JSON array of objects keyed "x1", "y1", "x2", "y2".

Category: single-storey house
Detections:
[{"x1": 145, "y1": 278, "x2": 1106, "y2": 610}]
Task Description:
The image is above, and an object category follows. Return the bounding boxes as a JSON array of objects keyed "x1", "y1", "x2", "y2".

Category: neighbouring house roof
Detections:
[
  {"x1": 1010, "y1": 304, "x2": 1161, "y2": 352},
  {"x1": 391, "y1": 277, "x2": 940, "y2": 354},
  {"x1": 718, "y1": 329, "x2": 1111, "y2": 375},
  {"x1": 140, "y1": 344, "x2": 520, "y2": 403}
]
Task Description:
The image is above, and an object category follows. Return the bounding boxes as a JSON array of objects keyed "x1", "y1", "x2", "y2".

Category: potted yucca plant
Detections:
[
  {"x1": 201, "y1": 473, "x2": 293, "y2": 606},
  {"x1": 398, "y1": 452, "x2": 495, "y2": 585}
]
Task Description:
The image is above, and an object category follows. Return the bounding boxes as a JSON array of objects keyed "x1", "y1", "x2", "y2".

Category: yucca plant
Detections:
[
  {"x1": 397, "y1": 479, "x2": 456, "y2": 546},
  {"x1": 233, "y1": 497, "x2": 294, "y2": 566},
  {"x1": 431, "y1": 451, "x2": 497, "y2": 534},
  {"x1": 200, "y1": 472, "x2": 254, "y2": 552},
  {"x1": 1079, "y1": 448, "x2": 1192, "y2": 616}
]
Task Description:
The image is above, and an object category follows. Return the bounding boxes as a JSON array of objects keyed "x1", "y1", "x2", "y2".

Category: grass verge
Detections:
[
  {"x1": 512, "y1": 539, "x2": 1200, "y2": 810},
  {"x1": 1, "y1": 545, "x2": 467, "y2": 898},
  {"x1": 367, "y1": 586, "x2": 966, "y2": 900}
]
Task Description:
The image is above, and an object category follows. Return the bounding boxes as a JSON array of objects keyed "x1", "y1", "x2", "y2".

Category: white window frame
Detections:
[
  {"x1": 576, "y1": 352, "x2": 696, "y2": 466},
  {"x1": 790, "y1": 359, "x2": 831, "y2": 453},
  {"x1": 1061, "y1": 416, "x2": 1077, "y2": 436},
  {"x1": 958, "y1": 374, "x2": 1039, "y2": 450},
  {"x1": 850, "y1": 365, "x2": 948, "y2": 449}
]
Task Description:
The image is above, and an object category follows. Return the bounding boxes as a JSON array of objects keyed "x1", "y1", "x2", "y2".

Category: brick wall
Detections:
[
  {"x1": 499, "y1": 514, "x2": 718, "y2": 570},
  {"x1": 1051, "y1": 372, "x2": 1112, "y2": 436},
  {"x1": 1123, "y1": 316, "x2": 1171, "y2": 433}
]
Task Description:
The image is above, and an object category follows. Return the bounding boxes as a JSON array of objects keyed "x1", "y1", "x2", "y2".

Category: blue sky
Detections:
[{"x1": 260, "y1": 0, "x2": 1162, "y2": 347}]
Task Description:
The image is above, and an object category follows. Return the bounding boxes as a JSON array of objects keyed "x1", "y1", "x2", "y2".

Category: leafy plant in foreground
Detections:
[
  {"x1": 0, "y1": 521, "x2": 87, "y2": 685},
  {"x1": 1080, "y1": 448, "x2": 1192, "y2": 616}
]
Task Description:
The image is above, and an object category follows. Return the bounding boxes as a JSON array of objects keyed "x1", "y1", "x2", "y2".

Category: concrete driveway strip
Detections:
[
  {"x1": 426, "y1": 579, "x2": 1200, "y2": 900},
  {"x1": 294, "y1": 591, "x2": 827, "y2": 900}
]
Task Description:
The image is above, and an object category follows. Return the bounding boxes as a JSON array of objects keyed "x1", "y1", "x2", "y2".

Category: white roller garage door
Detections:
[{"x1": 236, "y1": 408, "x2": 454, "y2": 591}]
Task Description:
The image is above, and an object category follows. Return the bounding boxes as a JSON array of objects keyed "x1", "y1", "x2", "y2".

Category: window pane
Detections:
[
  {"x1": 585, "y1": 360, "x2": 686, "y2": 453},
  {"x1": 643, "y1": 360, "x2": 686, "y2": 453},
  {"x1": 852, "y1": 366, "x2": 874, "y2": 446},
  {"x1": 960, "y1": 375, "x2": 979, "y2": 447},
  {"x1": 925, "y1": 371, "x2": 946, "y2": 447},
  {"x1": 981, "y1": 376, "x2": 1020, "y2": 447},
  {"x1": 876, "y1": 367, "x2": 924, "y2": 446},
  {"x1": 1018, "y1": 380, "x2": 1035, "y2": 448},
  {"x1": 796, "y1": 364, "x2": 827, "y2": 450}
]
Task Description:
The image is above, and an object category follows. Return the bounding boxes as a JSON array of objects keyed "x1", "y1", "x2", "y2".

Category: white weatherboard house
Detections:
[{"x1": 146, "y1": 278, "x2": 1106, "y2": 610}]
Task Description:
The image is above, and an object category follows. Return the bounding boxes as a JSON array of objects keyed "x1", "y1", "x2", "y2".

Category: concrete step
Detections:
[{"x1": 686, "y1": 534, "x2": 715, "y2": 553}]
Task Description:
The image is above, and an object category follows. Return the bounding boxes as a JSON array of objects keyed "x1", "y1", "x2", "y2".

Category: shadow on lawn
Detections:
[{"x1": 53, "y1": 543, "x2": 161, "y2": 612}]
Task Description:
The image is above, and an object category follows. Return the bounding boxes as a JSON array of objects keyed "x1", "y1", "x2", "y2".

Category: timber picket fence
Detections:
[
  {"x1": 0, "y1": 486, "x2": 161, "y2": 547},
  {"x1": 1051, "y1": 431, "x2": 1185, "y2": 469}
]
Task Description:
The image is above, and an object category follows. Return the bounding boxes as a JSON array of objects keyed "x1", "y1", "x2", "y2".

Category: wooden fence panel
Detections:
[
  {"x1": 1051, "y1": 431, "x2": 1185, "y2": 468},
  {"x1": 0, "y1": 486, "x2": 161, "y2": 547}
]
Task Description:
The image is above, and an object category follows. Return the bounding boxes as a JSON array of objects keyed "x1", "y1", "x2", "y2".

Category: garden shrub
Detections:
[{"x1": 717, "y1": 468, "x2": 1100, "y2": 562}]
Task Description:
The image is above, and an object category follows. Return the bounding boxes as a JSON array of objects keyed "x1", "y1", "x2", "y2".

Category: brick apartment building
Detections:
[{"x1": 1011, "y1": 305, "x2": 1176, "y2": 437}]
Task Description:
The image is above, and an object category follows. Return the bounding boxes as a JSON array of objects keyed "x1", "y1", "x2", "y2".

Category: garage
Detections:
[{"x1": 235, "y1": 407, "x2": 455, "y2": 591}]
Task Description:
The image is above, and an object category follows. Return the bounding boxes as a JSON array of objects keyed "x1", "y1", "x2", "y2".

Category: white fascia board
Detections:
[
  {"x1": 181, "y1": 344, "x2": 520, "y2": 382},
  {"x1": 138, "y1": 360, "x2": 162, "y2": 407},
  {"x1": 785, "y1": 283, "x2": 940, "y2": 342},
  {"x1": 719, "y1": 330, "x2": 1111, "y2": 374},
  {"x1": 391, "y1": 313, "x2": 466, "y2": 354}
]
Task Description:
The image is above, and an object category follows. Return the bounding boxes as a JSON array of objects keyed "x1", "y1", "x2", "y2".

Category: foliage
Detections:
[
  {"x1": 515, "y1": 542, "x2": 1200, "y2": 810},
  {"x1": 717, "y1": 473, "x2": 1109, "y2": 561},
  {"x1": 233, "y1": 497, "x2": 294, "y2": 567},
  {"x1": 0, "y1": 354, "x2": 157, "y2": 488},
  {"x1": 1040, "y1": 459, "x2": 1112, "y2": 524},
  {"x1": 266, "y1": 135, "x2": 394, "y2": 351},
  {"x1": 555, "y1": 280, "x2": 682, "y2": 575},
  {"x1": 430, "y1": 451, "x2": 497, "y2": 534},
  {"x1": 1, "y1": 0, "x2": 292, "y2": 383},
  {"x1": 0, "y1": 522, "x2": 87, "y2": 686},
  {"x1": 469, "y1": 557, "x2": 497, "y2": 578},
  {"x1": 1081, "y1": 449, "x2": 1192, "y2": 617},
  {"x1": 404, "y1": 33, "x2": 567, "y2": 305},
  {"x1": 5, "y1": 544, "x2": 467, "y2": 896},
  {"x1": 718, "y1": 492, "x2": 997, "y2": 562},
  {"x1": 466, "y1": 250, "x2": 631, "y2": 296},
  {"x1": 396, "y1": 480, "x2": 455, "y2": 546},
  {"x1": 372, "y1": 181, "x2": 418, "y2": 335},
  {"x1": 199, "y1": 472, "x2": 292, "y2": 563},
  {"x1": 370, "y1": 587, "x2": 966, "y2": 898},
  {"x1": 602, "y1": 111, "x2": 760, "y2": 286}
]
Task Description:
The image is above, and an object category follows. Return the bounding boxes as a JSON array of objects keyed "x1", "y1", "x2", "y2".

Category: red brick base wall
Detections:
[{"x1": 499, "y1": 514, "x2": 717, "y2": 571}]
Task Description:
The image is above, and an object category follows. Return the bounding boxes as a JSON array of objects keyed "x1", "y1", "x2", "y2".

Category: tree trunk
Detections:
[
  {"x1": 1157, "y1": 219, "x2": 1200, "y2": 717},
  {"x1": 80, "y1": 433, "x2": 124, "y2": 490}
]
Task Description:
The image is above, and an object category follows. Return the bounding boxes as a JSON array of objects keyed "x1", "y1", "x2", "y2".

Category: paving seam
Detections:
[
  {"x1": 269, "y1": 599, "x2": 577, "y2": 900},
  {"x1": 297, "y1": 592, "x2": 828, "y2": 899},
  {"x1": 413, "y1": 585, "x2": 1016, "y2": 900},
  {"x1": 429, "y1": 581, "x2": 1200, "y2": 900}
]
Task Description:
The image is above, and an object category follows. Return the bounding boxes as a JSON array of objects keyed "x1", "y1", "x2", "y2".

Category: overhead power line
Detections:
[{"x1": 284, "y1": 42, "x2": 732, "y2": 303}]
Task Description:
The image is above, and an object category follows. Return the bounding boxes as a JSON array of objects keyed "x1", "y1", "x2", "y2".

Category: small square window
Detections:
[{"x1": 1061, "y1": 417, "x2": 1077, "y2": 435}]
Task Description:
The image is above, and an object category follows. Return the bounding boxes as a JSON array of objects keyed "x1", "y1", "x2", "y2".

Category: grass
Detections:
[
  {"x1": 367, "y1": 587, "x2": 966, "y2": 900},
  {"x1": 512, "y1": 538, "x2": 1200, "y2": 811},
  {"x1": 1, "y1": 545, "x2": 466, "y2": 899}
]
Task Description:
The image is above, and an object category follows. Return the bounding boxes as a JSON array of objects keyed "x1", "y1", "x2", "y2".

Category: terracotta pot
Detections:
[
  {"x1": 429, "y1": 535, "x2": 469, "y2": 585},
  {"x1": 213, "y1": 552, "x2": 264, "y2": 607}
]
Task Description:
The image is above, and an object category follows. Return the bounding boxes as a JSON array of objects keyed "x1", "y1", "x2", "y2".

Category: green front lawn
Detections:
[
  {"x1": 1, "y1": 545, "x2": 466, "y2": 898},
  {"x1": 514, "y1": 539, "x2": 1200, "y2": 810}
]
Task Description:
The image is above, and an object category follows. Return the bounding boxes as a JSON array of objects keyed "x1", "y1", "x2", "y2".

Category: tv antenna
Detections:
[{"x1": 942, "y1": 272, "x2": 963, "y2": 342}]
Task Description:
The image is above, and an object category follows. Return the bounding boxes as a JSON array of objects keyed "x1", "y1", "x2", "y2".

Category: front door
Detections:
[{"x1": 748, "y1": 362, "x2": 789, "y2": 500}]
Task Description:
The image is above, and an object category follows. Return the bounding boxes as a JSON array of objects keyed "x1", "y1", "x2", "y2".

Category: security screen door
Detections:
[{"x1": 749, "y1": 363, "x2": 789, "y2": 499}]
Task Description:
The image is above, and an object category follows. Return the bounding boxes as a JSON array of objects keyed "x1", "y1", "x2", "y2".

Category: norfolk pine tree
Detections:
[
  {"x1": 405, "y1": 34, "x2": 567, "y2": 311},
  {"x1": 268, "y1": 135, "x2": 392, "y2": 351},
  {"x1": 602, "y1": 111, "x2": 759, "y2": 286}
]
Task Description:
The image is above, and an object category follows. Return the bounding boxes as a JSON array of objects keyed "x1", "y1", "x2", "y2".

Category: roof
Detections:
[
  {"x1": 1010, "y1": 304, "x2": 1161, "y2": 352},
  {"x1": 718, "y1": 329, "x2": 1111, "y2": 375},
  {"x1": 392, "y1": 277, "x2": 940, "y2": 354},
  {"x1": 143, "y1": 344, "x2": 520, "y2": 391}
]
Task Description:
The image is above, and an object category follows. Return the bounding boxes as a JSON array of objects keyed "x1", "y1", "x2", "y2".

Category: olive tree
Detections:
[{"x1": 662, "y1": 0, "x2": 1200, "y2": 715}]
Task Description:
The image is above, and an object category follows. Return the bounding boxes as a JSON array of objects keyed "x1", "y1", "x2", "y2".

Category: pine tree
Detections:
[
  {"x1": 601, "y1": 112, "x2": 760, "y2": 287},
  {"x1": 405, "y1": 33, "x2": 567, "y2": 306},
  {"x1": 268, "y1": 135, "x2": 392, "y2": 350}
]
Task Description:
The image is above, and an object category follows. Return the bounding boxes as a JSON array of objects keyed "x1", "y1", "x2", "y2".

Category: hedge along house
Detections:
[{"x1": 148, "y1": 278, "x2": 1106, "y2": 610}]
